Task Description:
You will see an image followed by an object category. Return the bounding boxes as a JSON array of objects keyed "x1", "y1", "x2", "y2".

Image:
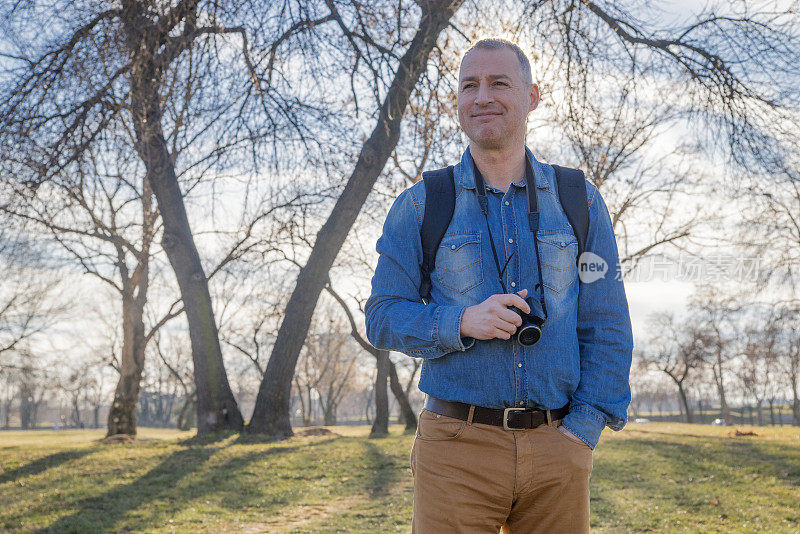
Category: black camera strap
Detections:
[{"x1": 472, "y1": 158, "x2": 548, "y2": 320}]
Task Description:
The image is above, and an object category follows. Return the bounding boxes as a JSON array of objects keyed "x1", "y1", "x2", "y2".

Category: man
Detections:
[{"x1": 365, "y1": 38, "x2": 633, "y2": 533}]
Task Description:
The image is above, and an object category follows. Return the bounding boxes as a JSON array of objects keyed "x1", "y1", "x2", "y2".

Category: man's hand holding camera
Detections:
[
  {"x1": 461, "y1": 288, "x2": 586, "y2": 446},
  {"x1": 460, "y1": 289, "x2": 530, "y2": 341}
]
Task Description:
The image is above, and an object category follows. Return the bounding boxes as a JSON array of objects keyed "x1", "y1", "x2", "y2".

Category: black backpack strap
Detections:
[
  {"x1": 419, "y1": 166, "x2": 455, "y2": 303},
  {"x1": 552, "y1": 165, "x2": 589, "y2": 262}
]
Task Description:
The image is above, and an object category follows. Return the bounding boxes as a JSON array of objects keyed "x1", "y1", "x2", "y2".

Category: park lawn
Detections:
[{"x1": 0, "y1": 423, "x2": 797, "y2": 533}]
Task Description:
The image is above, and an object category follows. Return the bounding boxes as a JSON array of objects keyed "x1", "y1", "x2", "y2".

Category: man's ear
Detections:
[{"x1": 529, "y1": 84, "x2": 540, "y2": 112}]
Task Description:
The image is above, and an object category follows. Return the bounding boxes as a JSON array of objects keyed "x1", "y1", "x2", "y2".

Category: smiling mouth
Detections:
[{"x1": 473, "y1": 113, "x2": 501, "y2": 118}]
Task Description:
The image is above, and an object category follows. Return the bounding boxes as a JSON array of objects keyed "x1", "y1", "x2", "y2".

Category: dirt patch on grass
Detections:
[
  {"x1": 257, "y1": 494, "x2": 369, "y2": 531},
  {"x1": 294, "y1": 427, "x2": 338, "y2": 437}
]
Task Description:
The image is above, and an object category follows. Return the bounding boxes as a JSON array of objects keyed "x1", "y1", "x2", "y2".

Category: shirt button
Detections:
[
  {"x1": 504, "y1": 201, "x2": 509, "y2": 206},
  {"x1": 519, "y1": 401, "x2": 524, "y2": 406},
  {"x1": 508, "y1": 238, "x2": 513, "y2": 244},
  {"x1": 451, "y1": 244, "x2": 456, "y2": 250},
  {"x1": 518, "y1": 363, "x2": 522, "y2": 368},
  {"x1": 560, "y1": 241, "x2": 566, "y2": 247},
  {"x1": 510, "y1": 282, "x2": 516, "y2": 288}
]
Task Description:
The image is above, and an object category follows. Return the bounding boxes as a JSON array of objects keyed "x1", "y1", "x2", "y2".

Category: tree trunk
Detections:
[
  {"x1": 121, "y1": 14, "x2": 243, "y2": 435},
  {"x1": 323, "y1": 284, "x2": 418, "y2": 430},
  {"x1": 19, "y1": 391, "x2": 40, "y2": 430},
  {"x1": 365, "y1": 386, "x2": 374, "y2": 425},
  {"x1": 677, "y1": 384, "x2": 693, "y2": 423},
  {"x1": 20, "y1": 397, "x2": 31, "y2": 429},
  {"x1": 768, "y1": 399, "x2": 775, "y2": 426},
  {"x1": 793, "y1": 399, "x2": 799, "y2": 426},
  {"x1": 305, "y1": 383, "x2": 314, "y2": 426},
  {"x1": 755, "y1": 400, "x2": 763, "y2": 426},
  {"x1": 177, "y1": 394, "x2": 196, "y2": 431},
  {"x1": 248, "y1": 0, "x2": 464, "y2": 438},
  {"x1": 107, "y1": 289, "x2": 147, "y2": 436},
  {"x1": 71, "y1": 397, "x2": 80, "y2": 426},
  {"x1": 389, "y1": 360, "x2": 417, "y2": 431},
  {"x1": 791, "y1": 370, "x2": 800, "y2": 426},
  {"x1": 323, "y1": 404, "x2": 337, "y2": 426},
  {"x1": 713, "y1": 357, "x2": 731, "y2": 425},
  {"x1": 371, "y1": 349, "x2": 390, "y2": 437},
  {"x1": 3, "y1": 399, "x2": 11, "y2": 429},
  {"x1": 293, "y1": 377, "x2": 309, "y2": 426}
]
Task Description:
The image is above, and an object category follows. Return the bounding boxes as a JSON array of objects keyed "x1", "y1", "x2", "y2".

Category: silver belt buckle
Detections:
[{"x1": 503, "y1": 407, "x2": 527, "y2": 431}]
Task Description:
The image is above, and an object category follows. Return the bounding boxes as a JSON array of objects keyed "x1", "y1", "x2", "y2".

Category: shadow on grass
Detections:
[
  {"x1": 721, "y1": 438, "x2": 800, "y2": 488},
  {"x1": 280, "y1": 437, "x2": 414, "y2": 533},
  {"x1": 0, "y1": 449, "x2": 95, "y2": 484},
  {"x1": 626, "y1": 428, "x2": 720, "y2": 440},
  {"x1": 602, "y1": 435, "x2": 799, "y2": 485},
  {"x1": 591, "y1": 434, "x2": 800, "y2": 529},
  {"x1": 591, "y1": 440, "x2": 800, "y2": 532},
  {"x1": 233, "y1": 427, "x2": 340, "y2": 445},
  {"x1": 34, "y1": 434, "x2": 349, "y2": 533},
  {"x1": 233, "y1": 432, "x2": 292, "y2": 446},
  {"x1": 37, "y1": 445, "x2": 223, "y2": 533},
  {"x1": 178, "y1": 429, "x2": 239, "y2": 447},
  {"x1": 361, "y1": 440, "x2": 402, "y2": 498}
]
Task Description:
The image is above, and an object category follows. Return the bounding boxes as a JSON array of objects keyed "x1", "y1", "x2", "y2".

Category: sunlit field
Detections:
[{"x1": 1, "y1": 422, "x2": 798, "y2": 533}]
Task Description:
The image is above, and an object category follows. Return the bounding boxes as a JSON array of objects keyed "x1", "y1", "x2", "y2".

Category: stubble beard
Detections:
[{"x1": 468, "y1": 121, "x2": 526, "y2": 152}]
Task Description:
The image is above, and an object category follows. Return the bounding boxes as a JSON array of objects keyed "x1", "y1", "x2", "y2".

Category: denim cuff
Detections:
[
  {"x1": 561, "y1": 405, "x2": 606, "y2": 450},
  {"x1": 435, "y1": 305, "x2": 475, "y2": 353}
]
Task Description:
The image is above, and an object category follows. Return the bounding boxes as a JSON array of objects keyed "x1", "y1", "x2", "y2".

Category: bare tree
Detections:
[
  {"x1": 0, "y1": 228, "x2": 62, "y2": 363},
  {"x1": 549, "y1": 61, "x2": 705, "y2": 267},
  {"x1": 769, "y1": 306, "x2": 800, "y2": 426},
  {"x1": 0, "y1": 1, "x2": 330, "y2": 434},
  {"x1": 325, "y1": 281, "x2": 418, "y2": 432},
  {"x1": 84, "y1": 364, "x2": 112, "y2": 429},
  {"x1": 292, "y1": 301, "x2": 361, "y2": 427},
  {"x1": 738, "y1": 307, "x2": 783, "y2": 426},
  {"x1": 690, "y1": 284, "x2": 743, "y2": 424},
  {"x1": 642, "y1": 312, "x2": 708, "y2": 423},
  {"x1": 249, "y1": 0, "x2": 466, "y2": 437},
  {"x1": 1, "y1": 153, "x2": 162, "y2": 436},
  {"x1": 148, "y1": 329, "x2": 196, "y2": 430},
  {"x1": 58, "y1": 363, "x2": 93, "y2": 427},
  {"x1": 0, "y1": 368, "x2": 15, "y2": 428},
  {"x1": 11, "y1": 353, "x2": 50, "y2": 430}
]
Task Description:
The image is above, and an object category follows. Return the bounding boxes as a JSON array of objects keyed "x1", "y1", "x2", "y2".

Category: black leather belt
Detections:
[{"x1": 425, "y1": 396, "x2": 569, "y2": 431}]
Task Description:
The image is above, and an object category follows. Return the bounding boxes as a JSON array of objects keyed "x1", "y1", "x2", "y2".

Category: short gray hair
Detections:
[{"x1": 461, "y1": 38, "x2": 533, "y2": 86}]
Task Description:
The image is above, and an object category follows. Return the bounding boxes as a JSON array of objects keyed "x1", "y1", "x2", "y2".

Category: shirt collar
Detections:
[{"x1": 458, "y1": 145, "x2": 553, "y2": 192}]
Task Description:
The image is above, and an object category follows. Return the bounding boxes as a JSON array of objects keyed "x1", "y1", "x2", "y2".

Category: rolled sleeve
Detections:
[
  {"x1": 561, "y1": 403, "x2": 607, "y2": 450},
  {"x1": 435, "y1": 304, "x2": 476, "y2": 353}
]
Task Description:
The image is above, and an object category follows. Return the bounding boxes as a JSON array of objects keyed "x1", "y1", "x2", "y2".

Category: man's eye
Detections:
[
  {"x1": 494, "y1": 81, "x2": 509, "y2": 86},
  {"x1": 462, "y1": 83, "x2": 475, "y2": 90}
]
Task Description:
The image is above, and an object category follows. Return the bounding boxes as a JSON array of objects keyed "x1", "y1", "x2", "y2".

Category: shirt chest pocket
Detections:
[
  {"x1": 536, "y1": 231, "x2": 578, "y2": 293},
  {"x1": 435, "y1": 232, "x2": 483, "y2": 294}
]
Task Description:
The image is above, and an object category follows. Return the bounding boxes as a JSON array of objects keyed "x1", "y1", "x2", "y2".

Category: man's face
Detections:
[{"x1": 457, "y1": 47, "x2": 539, "y2": 150}]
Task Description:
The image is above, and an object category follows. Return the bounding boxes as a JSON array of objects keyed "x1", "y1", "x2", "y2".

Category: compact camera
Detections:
[{"x1": 509, "y1": 296, "x2": 546, "y2": 347}]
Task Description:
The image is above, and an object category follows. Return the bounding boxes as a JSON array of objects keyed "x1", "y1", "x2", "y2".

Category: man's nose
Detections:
[{"x1": 475, "y1": 82, "x2": 493, "y2": 105}]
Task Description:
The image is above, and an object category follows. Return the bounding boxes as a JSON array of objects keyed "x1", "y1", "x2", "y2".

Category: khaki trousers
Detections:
[{"x1": 410, "y1": 407, "x2": 593, "y2": 533}]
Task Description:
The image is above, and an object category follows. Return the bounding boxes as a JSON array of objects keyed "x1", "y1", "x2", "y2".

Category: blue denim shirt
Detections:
[{"x1": 365, "y1": 146, "x2": 633, "y2": 449}]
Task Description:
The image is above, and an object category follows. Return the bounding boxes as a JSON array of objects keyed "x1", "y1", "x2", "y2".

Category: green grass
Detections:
[{"x1": 0, "y1": 423, "x2": 798, "y2": 533}]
